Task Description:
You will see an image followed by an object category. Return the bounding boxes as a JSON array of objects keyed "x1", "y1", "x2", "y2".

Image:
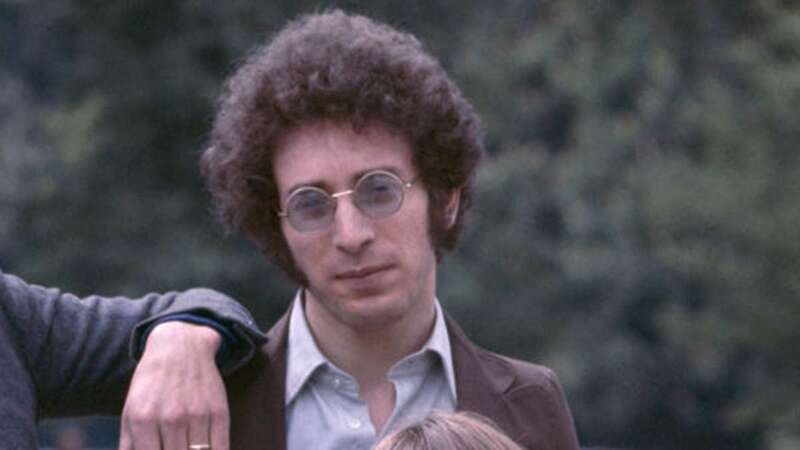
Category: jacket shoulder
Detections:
[
  {"x1": 473, "y1": 348, "x2": 580, "y2": 450},
  {"x1": 502, "y1": 354, "x2": 562, "y2": 391},
  {"x1": 472, "y1": 345, "x2": 561, "y2": 393}
]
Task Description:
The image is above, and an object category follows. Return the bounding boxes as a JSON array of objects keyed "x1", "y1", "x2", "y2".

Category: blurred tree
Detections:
[{"x1": 442, "y1": 0, "x2": 799, "y2": 448}]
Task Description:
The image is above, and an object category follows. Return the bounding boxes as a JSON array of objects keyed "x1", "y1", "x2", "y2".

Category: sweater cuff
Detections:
[{"x1": 136, "y1": 312, "x2": 239, "y2": 372}]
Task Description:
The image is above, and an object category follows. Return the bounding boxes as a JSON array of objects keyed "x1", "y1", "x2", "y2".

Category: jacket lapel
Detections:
[{"x1": 446, "y1": 316, "x2": 525, "y2": 443}]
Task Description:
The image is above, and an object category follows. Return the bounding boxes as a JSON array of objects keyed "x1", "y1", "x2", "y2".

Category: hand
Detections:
[{"x1": 119, "y1": 321, "x2": 229, "y2": 450}]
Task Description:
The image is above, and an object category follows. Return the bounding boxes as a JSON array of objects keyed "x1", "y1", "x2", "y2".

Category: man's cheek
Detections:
[{"x1": 284, "y1": 242, "x2": 314, "y2": 285}]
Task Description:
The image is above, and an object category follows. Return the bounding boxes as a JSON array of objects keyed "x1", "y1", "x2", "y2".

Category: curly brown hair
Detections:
[{"x1": 201, "y1": 10, "x2": 483, "y2": 283}]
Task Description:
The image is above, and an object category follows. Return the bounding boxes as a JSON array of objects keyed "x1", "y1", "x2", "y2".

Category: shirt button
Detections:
[
  {"x1": 333, "y1": 378, "x2": 342, "y2": 388},
  {"x1": 347, "y1": 417, "x2": 362, "y2": 429}
]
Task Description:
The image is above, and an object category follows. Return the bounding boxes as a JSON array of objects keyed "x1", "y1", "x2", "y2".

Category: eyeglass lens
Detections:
[{"x1": 286, "y1": 171, "x2": 405, "y2": 232}]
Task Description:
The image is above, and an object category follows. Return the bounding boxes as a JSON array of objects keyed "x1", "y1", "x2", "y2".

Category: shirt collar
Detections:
[
  {"x1": 285, "y1": 290, "x2": 328, "y2": 406},
  {"x1": 419, "y1": 299, "x2": 458, "y2": 401},
  {"x1": 284, "y1": 289, "x2": 458, "y2": 405}
]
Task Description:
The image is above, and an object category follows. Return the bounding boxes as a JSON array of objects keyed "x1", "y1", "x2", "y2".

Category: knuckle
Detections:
[
  {"x1": 209, "y1": 406, "x2": 230, "y2": 422},
  {"x1": 125, "y1": 407, "x2": 156, "y2": 426},
  {"x1": 161, "y1": 408, "x2": 189, "y2": 427},
  {"x1": 186, "y1": 409, "x2": 208, "y2": 425}
]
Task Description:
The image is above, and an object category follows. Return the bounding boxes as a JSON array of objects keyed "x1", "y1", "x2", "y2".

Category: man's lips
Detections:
[{"x1": 334, "y1": 264, "x2": 392, "y2": 280}]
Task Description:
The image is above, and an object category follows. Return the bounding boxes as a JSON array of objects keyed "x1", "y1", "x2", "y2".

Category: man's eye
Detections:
[
  {"x1": 290, "y1": 191, "x2": 329, "y2": 216},
  {"x1": 366, "y1": 183, "x2": 395, "y2": 203},
  {"x1": 359, "y1": 175, "x2": 396, "y2": 201},
  {"x1": 297, "y1": 194, "x2": 326, "y2": 208}
]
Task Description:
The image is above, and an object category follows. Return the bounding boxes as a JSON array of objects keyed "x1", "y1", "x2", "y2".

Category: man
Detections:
[
  {"x1": 201, "y1": 10, "x2": 580, "y2": 450},
  {"x1": 0, "y1": 269, "x2": 265, "y2": 450}
]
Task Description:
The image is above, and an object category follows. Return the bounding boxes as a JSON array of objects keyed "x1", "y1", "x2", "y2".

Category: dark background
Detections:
[{"x1": 1, "y1": 1, "x2": 798, "y2": 449}]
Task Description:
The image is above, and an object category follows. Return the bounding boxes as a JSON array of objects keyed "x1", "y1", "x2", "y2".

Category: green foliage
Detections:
[
  {"x1": 2, "y1": 1, "x2": 798, "y2": 449},
  {"x1": 443, "y1": 1, "x2": 800, "y2": 448}
]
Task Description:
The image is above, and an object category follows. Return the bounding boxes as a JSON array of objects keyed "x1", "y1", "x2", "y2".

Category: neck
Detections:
[{"x1": 303, "y1": 292, "x2": 436, "y2": 389}]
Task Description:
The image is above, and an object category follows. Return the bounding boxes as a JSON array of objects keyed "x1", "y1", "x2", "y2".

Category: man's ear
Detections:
[{"x1": 443, "y1": 189, "x2": 462, "y2": 230}]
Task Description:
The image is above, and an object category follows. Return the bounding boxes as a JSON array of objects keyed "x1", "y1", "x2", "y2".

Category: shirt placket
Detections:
[{"x1": 322, "y1": 366, "x2": 375, "y2": 449}]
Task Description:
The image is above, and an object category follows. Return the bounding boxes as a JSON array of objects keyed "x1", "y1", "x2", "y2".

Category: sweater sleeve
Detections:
[{"x1": 0, "y1": 269, "x2": 266, "y2": 418}]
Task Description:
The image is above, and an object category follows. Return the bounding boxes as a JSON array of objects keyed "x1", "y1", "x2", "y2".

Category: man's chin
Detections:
[
  {"x1": 337, "y1": 292, "x2": 408, "y2": 326},
  {"x1": 306, "y1": 282, "x2": 415, "y2": 327},
  {"x1": 340, "y1": 308, "x2": 407, "y2": 332}
]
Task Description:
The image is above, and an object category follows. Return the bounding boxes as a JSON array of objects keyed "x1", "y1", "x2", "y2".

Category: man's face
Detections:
[{"x1": 273, "y1": 120, "x2": 440, "y2": 332}]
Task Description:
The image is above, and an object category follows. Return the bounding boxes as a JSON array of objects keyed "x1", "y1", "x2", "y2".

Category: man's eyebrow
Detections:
[
  {"x1": 286, "y1": 179, "x2": 327, "y2": 196},
  {"x1": 286, "y1": 165, "x2": 406, "y2": 195},
  {"x1": 351, "y1": 166, "x2": 405, "y2": 183}
]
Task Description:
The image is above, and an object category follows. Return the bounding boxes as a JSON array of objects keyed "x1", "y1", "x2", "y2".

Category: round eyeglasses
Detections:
[{"x1": 278, "y1": 170, "x2": 417, "y2": 233}]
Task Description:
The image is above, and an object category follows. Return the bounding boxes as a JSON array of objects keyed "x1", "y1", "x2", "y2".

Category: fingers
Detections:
[
  {"x1": 119, "y1": 410, "x2": 162, "y2": 450},
  {"x1": 188, "y1": 411, "x2": 212, "y2": 450},
  {"x1": 161, "y1": 416, "x2": 189, "y2": 450},
  {"x1": 209, "y1": 405, "x2": 231, "y2": 450},
  {"x1": 118, "y1": 421, "x2": 133, "y2": 450},
  {"x1": 120, "y1": 401, "x2": 224, "y2": 450}
]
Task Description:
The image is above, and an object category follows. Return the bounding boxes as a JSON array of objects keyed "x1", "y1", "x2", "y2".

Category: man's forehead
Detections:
[{"x1": 271, "y1": 118, "x2": 416, "y2": 193}]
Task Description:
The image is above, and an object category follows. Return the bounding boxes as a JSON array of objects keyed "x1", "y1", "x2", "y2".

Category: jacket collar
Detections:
[{"x1": 228, "y1": 310, "x2": 521, "y2": 450}]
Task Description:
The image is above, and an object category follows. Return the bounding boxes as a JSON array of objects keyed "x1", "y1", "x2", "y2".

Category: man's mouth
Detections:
[{"x1": 335, "y1": 264, "x2": 392, "y2": 280}]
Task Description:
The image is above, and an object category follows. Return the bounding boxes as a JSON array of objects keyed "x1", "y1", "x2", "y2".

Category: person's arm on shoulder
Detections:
[{"x1": 0, "y1": 270, "x2": 265, "y2": 449}]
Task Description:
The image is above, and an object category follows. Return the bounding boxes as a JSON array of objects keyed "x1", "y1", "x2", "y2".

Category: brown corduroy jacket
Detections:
[{"x1": 226, "y1": 311, "x2": 581, "y2": 450}]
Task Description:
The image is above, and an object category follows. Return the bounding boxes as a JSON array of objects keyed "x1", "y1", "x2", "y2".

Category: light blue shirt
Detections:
[{"x1": 285, "y1": 291, "x2": 457, "y2": 450}]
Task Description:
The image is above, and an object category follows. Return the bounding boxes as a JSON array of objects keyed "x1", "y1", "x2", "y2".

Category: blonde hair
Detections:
[{"x1": 374, "y1": 411, "x2": 525, "y2": 450}]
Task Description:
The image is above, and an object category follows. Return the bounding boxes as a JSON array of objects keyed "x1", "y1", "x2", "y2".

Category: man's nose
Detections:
[{"x1": 331, "y1": 196, "x2": 375, "y2": 254}]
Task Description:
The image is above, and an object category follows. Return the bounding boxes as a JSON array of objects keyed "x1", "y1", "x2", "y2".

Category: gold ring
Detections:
[{"x1": 189, "y1": 445, "x2": 211, "y2": 450}]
